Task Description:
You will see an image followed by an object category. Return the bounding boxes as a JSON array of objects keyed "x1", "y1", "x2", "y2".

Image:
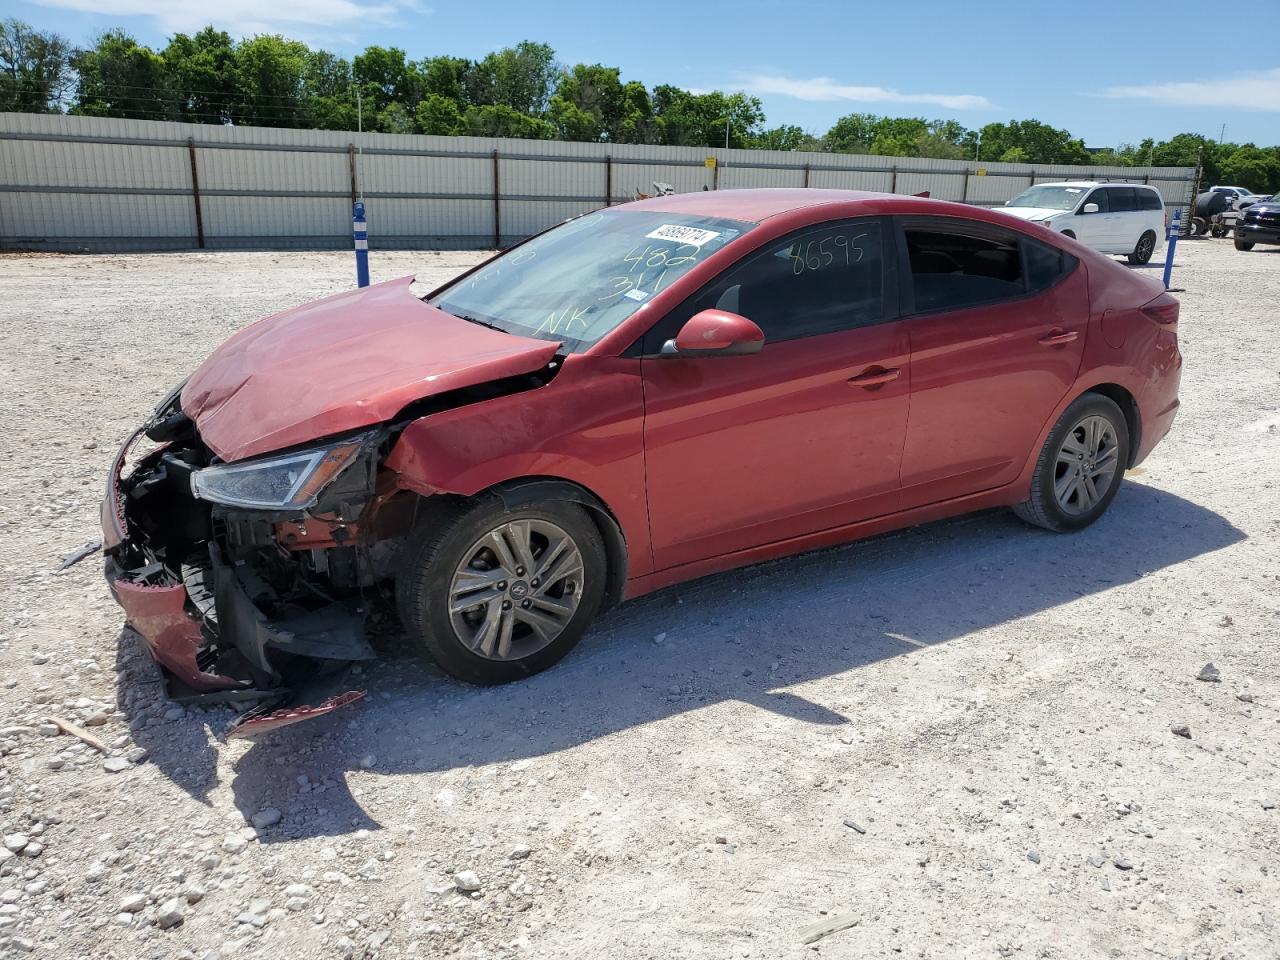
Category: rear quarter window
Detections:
[
  {"x1": 1024, "y1": 239, "x2": 1077, "y2": 293},
  {"x1": 1139, "y1": 189, "x2": 1164, "y2": 211}
]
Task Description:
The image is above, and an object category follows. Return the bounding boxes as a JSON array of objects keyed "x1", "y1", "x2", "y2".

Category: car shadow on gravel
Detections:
[{"x1": 199, "y1": 482, "x2": 1240, "y2": 840}]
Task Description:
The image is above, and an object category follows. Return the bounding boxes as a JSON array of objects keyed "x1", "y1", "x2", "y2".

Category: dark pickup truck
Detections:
[{"x1": 1235, "y1": 198, "x2": 1280, "y2": 251}]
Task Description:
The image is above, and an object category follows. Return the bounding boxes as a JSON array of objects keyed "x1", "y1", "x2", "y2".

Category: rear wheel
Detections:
[
  {"x1": 1234, "y1": 237, "x2": 1255, "y2": 251},
  {"x1": 396, "y1": 497, "x2": 606, "y2": 684},
  {"x1": 1127, "y1": 231, "x2": 1156, "y2": 265},
  {"x1": 1013, "y1": 393, "x2": 1130, "y2": 533}
]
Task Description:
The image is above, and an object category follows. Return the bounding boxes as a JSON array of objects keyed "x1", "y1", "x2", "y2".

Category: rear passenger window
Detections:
[
  {"x1": 904, "y1": 228, "x2": 1024, "y2": 312},
  {"x1": 1024, "y1": 239, "x2": 1076, "y2": 293},
  {"x1": 1107, "y1": 187, "x2": 1138, "y2": 212},
  {"x1": 1139, "y1": 189, "x2": 1164, "y2": 211}
]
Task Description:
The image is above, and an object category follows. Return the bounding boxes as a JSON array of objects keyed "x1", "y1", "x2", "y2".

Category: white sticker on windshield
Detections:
[
  {"x1": 624, "y1": 288, "x2": 649, "y2": 302},
  {"x1": 645, "y1": 224, "x2": 721, "y2": 247},
  {"x1": 1066, "y1": 188, "x2": 1083, "y2": 193}
]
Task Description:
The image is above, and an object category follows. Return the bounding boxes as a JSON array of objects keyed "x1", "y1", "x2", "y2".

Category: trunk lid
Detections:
[{"x1": 183, "y1": 276, "x2": 560, "y2": 462}]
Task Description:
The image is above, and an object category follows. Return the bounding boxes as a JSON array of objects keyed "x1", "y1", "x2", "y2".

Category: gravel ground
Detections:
[{"x1": 0, "y1": 239, "x2": 1277, "y2": 960}]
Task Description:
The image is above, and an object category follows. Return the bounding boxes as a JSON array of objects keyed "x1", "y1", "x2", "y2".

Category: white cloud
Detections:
[
  {"x1": 27, "y1": 0, "x2": 418, "y2": 36},
  {"x1": 741, "y1": 74, "x2": 995, "y2": 111},
  {"x1": 1100, "y1": 68, "x2": 1280, "y2": 111}
]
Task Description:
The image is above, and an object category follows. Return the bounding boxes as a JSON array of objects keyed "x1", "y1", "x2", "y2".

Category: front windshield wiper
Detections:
[{"x1": 443, "y1": 308, "x2": 507, "y2": 334}]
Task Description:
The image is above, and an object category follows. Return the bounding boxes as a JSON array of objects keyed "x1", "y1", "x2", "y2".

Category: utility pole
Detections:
[{"x1": 725, "y1": 116, "x2": 730, "y2": 149}]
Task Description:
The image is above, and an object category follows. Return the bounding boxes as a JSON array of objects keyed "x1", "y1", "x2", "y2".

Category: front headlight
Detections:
[{"x1": 190, "y1": 433, "x2": 374, "y2": 510}]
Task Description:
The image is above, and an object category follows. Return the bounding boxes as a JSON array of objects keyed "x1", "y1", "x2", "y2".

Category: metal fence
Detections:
[{"x1": 0, "y1": 112, "x2": 1199, "y2": 253}]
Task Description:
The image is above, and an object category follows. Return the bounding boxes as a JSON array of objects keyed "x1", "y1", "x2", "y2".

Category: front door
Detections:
[
  {"x1": 1074, "y1": 187, "x2": 1117, "y2": 249},
  {"x1": 640, "y1": 218, "x2": 911, "y2": 572},
  {"x1": 894, "y1": 218, "x2": 1089, "y2": 509}
]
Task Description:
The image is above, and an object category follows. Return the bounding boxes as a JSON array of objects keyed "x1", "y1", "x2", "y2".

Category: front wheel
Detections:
[
  {"x1": 1127, "y1": 231, "x2": 1156, "y2": 265},
  {"x1": 396, "y1": 497, "x2": 607, "y2": 684},
  {"x1": 1013, "y1": 393, "x2": 1130, "y2": 533},
  {"x1": 1234, "y1": 237, "x2": 1255, "y2": 251}
]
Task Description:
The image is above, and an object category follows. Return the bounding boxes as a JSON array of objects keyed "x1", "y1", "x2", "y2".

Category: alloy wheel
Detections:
[
  {"x1": 1136, "y1": 234, "x2": 1154, "y2": 261},
  {"x1": 1053, "y1": 415, "x2": 1120, "y2": 516},
  {"x1": 447, "y1": 518, "x2": 585, "y2": 661}
]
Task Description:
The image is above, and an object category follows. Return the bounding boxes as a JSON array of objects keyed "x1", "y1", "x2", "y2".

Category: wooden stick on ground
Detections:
[
  {"x1": 45, "y1": 715, "x2": 110, "y2": 754},
  {"x1": 799, "y1": 913, "x2": 860, "y2": 945}
]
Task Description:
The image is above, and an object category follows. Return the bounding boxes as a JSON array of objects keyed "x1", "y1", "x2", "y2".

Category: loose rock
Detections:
[
  {"x1": 1196, "y1": 662, "x2": 1221, "y2": 682},
  {"x1": 453, "y1": 870, "x2": 481, "y2": 893}
]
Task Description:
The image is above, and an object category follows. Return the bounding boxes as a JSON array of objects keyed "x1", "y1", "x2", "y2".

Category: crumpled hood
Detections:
[{"x1": 182, "y1": 276, "x2": 560, "y2": 462}]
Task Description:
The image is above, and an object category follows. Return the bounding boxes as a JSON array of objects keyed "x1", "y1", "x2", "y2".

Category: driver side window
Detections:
[
  {"x1": 1083, "y1": 189, "x2": 1109, "y2": 213},
  {"x1": 645, "y1": 219, "x2": 886, "y2": 353}
]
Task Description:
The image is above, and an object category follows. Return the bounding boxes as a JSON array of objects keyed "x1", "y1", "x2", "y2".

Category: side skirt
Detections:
[{"x1": 623, "y1": 481, "x2": 1023, "y2": 600}]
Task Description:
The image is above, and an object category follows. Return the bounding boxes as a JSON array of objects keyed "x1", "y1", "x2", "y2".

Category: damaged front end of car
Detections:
[{"x1": 103, "y1": 386, "x2": 410, "y2": 738}]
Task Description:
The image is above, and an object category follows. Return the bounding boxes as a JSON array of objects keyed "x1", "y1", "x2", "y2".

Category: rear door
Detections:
[
  {"x1": 1105, "y1": 187, "x2": 1141, "y2": 251},
  {"x1": 894, "y1": 218, "x2": 1088, "y2": 510},
  {"x1": 640, "y1": 217, "x2": 911, "y2": 571}
]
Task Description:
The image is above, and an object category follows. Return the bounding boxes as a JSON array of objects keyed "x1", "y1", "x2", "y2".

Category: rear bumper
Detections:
[{"x1": 103, "y1": 430, "x2": 370, "y2": 738}]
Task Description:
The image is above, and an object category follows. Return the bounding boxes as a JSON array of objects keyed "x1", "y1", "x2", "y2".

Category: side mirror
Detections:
[
  {"x1": 660, "y1": 309, "x2": 765, "y2": 358},
  {"x1": 1080, "y1": 202, "x2": 1100, "y2": 215}
]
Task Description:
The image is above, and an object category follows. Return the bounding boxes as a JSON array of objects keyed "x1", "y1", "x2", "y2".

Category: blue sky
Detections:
[{"x1": 7, "y1": 0, "x2": 1280, "y2": 146}]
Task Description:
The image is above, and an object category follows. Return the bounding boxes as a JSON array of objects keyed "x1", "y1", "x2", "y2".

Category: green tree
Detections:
[
  {"x1": 419, "y1": 54, "x2": 469, "y2": 102},
  {"x1": 614, "y1": 80, "x2": 660, "y2": 143},
  {"x1": 462, "y1": 103, "x2": 555, "y2": 139},
  {"x1": 0, "y1": 19, "x2": 73, "y2": 113},
  {"x1": 1218, "y1": 144, "x2": 1280, "y2": 194},
  {"x1": 554, "y1": 63, "x2": 626, "y2": 141},
  {"x1": 415, "y1": 92, "x2": 463, "y2": 135},
  {"x1": 302, "y1": 49, "x2": 355, "y2": 130},
  {"x1": 752, "y1": 124, "x2": 810, "y2": 151},
  {"x1": 548, "y1": 94, "x2": 600, "y2": 141},
  {"x1": 466, "y1": 41, "x2": 557, "y2": 116},
  {"x1": 71, "y1": 30, "x2": 170, "y2": 120},
  {"x1": 652, "y1": 86, "x2": 763, "y2": 147},
  {"x1": 353, "y1": 45, "x2": 413, "y2": 115},
  {"x1": 977, "y1": 119, "x2": 1091, "y2": 165},
  {"x1": 230, "y1": 35, "x2": 308, "y2": 126},
  {"x1": 162, "y1": 27, "x2": 234, "y2": 123}
]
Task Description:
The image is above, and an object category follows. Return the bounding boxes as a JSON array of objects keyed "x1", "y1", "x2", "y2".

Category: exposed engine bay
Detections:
[{"x1": 103, "y1": 359, "x2": 560, "y2": 737}]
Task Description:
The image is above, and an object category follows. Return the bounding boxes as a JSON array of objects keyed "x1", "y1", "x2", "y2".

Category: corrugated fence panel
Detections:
[{"x1": 0, "y1": 112, "x2": 1197, "y2": 252}]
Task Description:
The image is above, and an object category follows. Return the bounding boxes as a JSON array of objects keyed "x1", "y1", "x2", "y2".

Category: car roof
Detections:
[
  {"x1": 621, "y1": 187, "x2": 1066, "y2": 225},
  {"x1": 1033, "y1": 180, "x2": 1157, "y2": 190},
  {"x1": 621, "y1": 188, "x2": 896, "y2": 223}
]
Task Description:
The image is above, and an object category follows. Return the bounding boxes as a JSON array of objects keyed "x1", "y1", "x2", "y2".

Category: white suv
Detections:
[{"x1": 1000, "y1": 181, "x2": 1166, "y2": 264}]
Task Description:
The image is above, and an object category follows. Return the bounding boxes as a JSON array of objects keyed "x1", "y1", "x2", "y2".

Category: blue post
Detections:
[
  {"x1": 353, "y1": 201, "x2": 369, "y2": 288},
  {"x1": 1162, "y1": 208, "x2": 1181, "y2": 290}
]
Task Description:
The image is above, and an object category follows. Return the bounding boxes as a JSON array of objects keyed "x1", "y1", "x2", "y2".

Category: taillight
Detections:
[{"x1": 1141, "y1": 292, "x2": 1179, "y2": 325}]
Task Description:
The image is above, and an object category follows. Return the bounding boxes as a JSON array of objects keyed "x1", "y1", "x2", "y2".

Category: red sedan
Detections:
[{"x1": 103, "y1": 189, "x2": 1181, "y2": 734}]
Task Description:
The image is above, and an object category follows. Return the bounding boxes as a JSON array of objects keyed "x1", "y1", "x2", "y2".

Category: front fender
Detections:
[{"x1": 385, "y1": 354, "x2": 653, "y2": 577}]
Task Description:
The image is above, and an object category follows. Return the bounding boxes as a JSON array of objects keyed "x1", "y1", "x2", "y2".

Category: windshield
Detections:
[
  {"x1": 1007, "y1": 185, "x2": 1090, "y2": 211},
  {"x1": 430, "y1": 209, "x2": 753, "y2": 352}
]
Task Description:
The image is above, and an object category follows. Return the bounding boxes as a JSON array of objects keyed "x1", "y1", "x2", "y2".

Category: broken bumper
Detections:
[{"x1": 103, "y1": 429, "x2": 370, "y2": 738}]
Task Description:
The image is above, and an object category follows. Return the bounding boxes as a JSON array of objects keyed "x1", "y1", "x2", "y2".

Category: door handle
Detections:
[
  {"x1": 847, "y1": 366, "x2": 901, "y2": 388},
  {"x1": 1039, "y1": 329, "x2": 1079, "y2": 347}
]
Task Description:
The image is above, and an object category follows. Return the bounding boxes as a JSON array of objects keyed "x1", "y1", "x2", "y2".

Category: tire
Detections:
[
  {"x1": 1190, "y1": 217, "x2": 1207, "y2": 237},
  {"x1": 1210, "y1": 224, "x2": 1226, "y2": 239},
  {"x1": 1127, "y1": 231, "x2": 1156, "y2": 265},
  {"x1": 396, "y1": 496, "x2": 607, "y2": 684},
  {"x1": 1234, "y1": 237, "x2": 1255, "y2": 251},
  {"x1": 1013, "y1": 393, "x2": 1130, "y2": 533}
]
